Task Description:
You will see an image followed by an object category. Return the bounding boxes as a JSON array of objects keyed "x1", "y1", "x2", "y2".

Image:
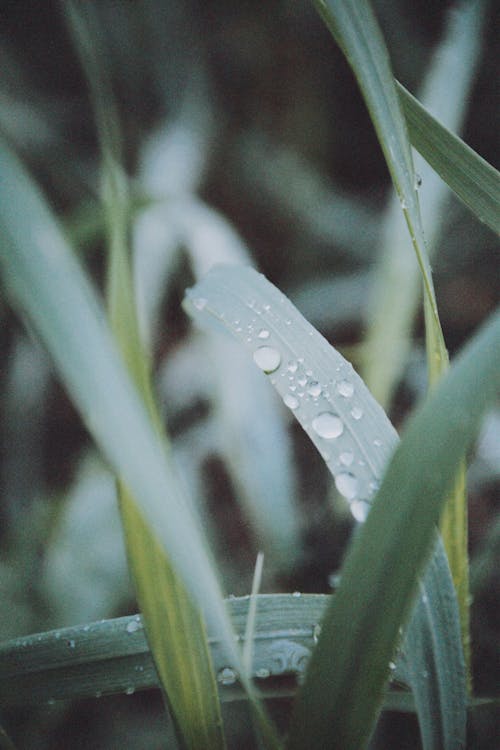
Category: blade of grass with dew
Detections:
[
  {"x1": 363, "y1": 0, "x2": 485, "y2": 411},
  {"x1": 311, "y1": 0, "x2": 471, "y2": 683},
  {"x1": 287, "y1": 306, "x2": 500, "y2": 749},
  {"x1": 0, "y1": 594, "x2": 402, "y2": 708},
  {"x1": 133, "y1": 198, "x2": 302, "y2": 567},
  {"x1": 0, "y1": 139, "x2": 283, "y2": 750},
  {"x1": 398, "y1": 82, "x2": 500, "y2": 236},
  {"x1": 65, "y1": 5, "x2": 227, "y2": 746},
  {"x1": 184, "y1": 265, "x2": 467, "y2": 749}
]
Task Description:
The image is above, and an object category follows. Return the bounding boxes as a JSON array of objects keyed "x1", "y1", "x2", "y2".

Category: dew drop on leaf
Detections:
[
  {"x1": 257, "y1": 328, "x2": 270, "y2": 339},
  {"x1": 283, "y1": 393, "x2": 299, "y2": 410},
  {"x1": 217, "y1": 667, "x2": 238, "y2": 686},
  {"x1": 307, "y1": 380, "x2": 322, "y2": 398},
  {"x1": 253, "y1": 346, "x2": 281, "y2": 374},
  {"x1": 312, "y1": 412, "x2": 344, "y2": 439},
  {"x1": 351, "y1": 406, "x2": 363, "y2": 420},
  {"x1": 335, "y1": 471, "x2": 359, "y2": 500},
  {"x1": 349, "y1": 498, "x2": 370, "y2": 522},
  {"x1": 339, "y1": 451, "x2": 354, "y2": 466},
  {"x1": 337, "y1": 379, "x2": 354, "y2": 398}
]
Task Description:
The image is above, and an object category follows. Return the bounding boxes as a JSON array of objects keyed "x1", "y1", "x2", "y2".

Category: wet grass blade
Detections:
[
  {"x1": 287, "y1": 306, "x2": 500, "y2": 748},
  {"x1": 185, "y1": 265, "x2": 468, "y2": 749},
  {"x1": 311, "y1": 0, "x2": 471, "y2": 685},
  {"x1": 399, "y1": 82, "x2": 500, "y2": 235}
]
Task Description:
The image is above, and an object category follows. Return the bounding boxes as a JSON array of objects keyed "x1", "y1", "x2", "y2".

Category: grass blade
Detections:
[
  {"x1": 65, "y1": 5, "x2": 228, "y2": 746},
  {"x1": 363, "y1": 0, "x2": 485, "y2": 410},
  {"x1": 0, "y1": 136, "x2": 248, "y2": 730},
  {"x1": 185, "y1": 265, "x2": 467, "y2": 749},
  {"x1": 399, "y1": 82, "x2": 500, "y2": 236},
  {"x1": 286, "y1": 309, "x2": 500, "y2": 749},
  {"x1": 312, "y1": 0, "x2": 471, "y2": 687}
]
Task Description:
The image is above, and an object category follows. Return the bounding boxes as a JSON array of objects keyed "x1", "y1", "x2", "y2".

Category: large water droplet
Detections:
[
  {"x1": 312, "y1": 412, "x2": 343, "y2": 439},
  {"x1": 283, "y1": 393, "x2": 299, "y2": 410},
  {"x1": 307, "y1": 381, "x2": 322, "y2": 398},
  {"x1": 255, "y1": 667, "x2": 270, "y2": 679},
  {"x1": 253, "y1": 346, "x2": 281, "y2": 374},
  {"x1": 350, "y1": 498, "x2": 370, "y2": 522},
  {"x1": 126, "y1": 618, "x2": 142, "y2": 634},
  {"x1": 337, "y1": 380, "x2": 354, "y2": 398},
  {"x1": 335, "y1": 472, "x2": 358, "y2": 500},
  {"x1": 217, "y1": 667, "x2": 238, "y2": 686}
]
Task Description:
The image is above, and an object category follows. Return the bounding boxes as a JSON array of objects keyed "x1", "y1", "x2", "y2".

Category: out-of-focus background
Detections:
[{"x1": 0, "y1": 1, "x2": 498, "y2": 747}]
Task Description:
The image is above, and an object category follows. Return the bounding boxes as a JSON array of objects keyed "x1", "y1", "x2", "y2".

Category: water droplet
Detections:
[
  {"x1": 373, "y1": 438, "x2": 382, "y2": 447},
  {"x1": 312, "y1": 412, "x2": 343, "y2": 439},
  {"x1": 287, "y1": 361, "x2": 298, "y2": 373},
  {"x1": 257, "y1": 328, "x2": 270, "y2": 339},
  {"x1": 349, "y1": 498, "x2": 370, "y2": 522},
  {"x1": 400, "y1": 197, "x2": 408, "y2": 210},
  {"x1": 414, "y1": 173, "x2": 422, "y2": 190},
  {"x1": 351, "y1": 406, "x2": 363, "y2": 420},
  {"x1": 125, "y1": 686, "x2": 135, "y2": 695},
  {"x1": 312, "y1": 623, "x2": 322, "y2": 644},
  {"x1": 253, "y1": 346, "x2": 281, "y2": 374},
  {"x1": 389, "y1": 661, "x2": 396, "y2": 671},
  {"x1": 217, "y1": 667, "x2": 238, "y2": 686},
  {"x1": 95, "y1": 690, "x2": 102, "y2": 698},
  {"x1": 126, "y1": 618, "x2": 142, "y2": 634},
  {"x1": 297, "y1": 374, "x2": 307, "y2": 387},
  {"x1": 337, "y1": 380, "x2": 354, "y2": 398},
  {"x1": 255, "y1": 667, "x2": 270, "y2": 679},
  {"x1": 283, "y1": 393, "x2": 299, "y2": 410},
  {"x1": 335, "y1": 472, "x2": 358, "y2": 500},
  {"x1": 307, "y1": 381, "x2": 322, "y2": 398},
  {"x1": 292, "y1": 591, "x2": 301, "y2": 598},
  {"x1": 192, "y1": 297, "x2": 207, "y2": 311},
  {"x1": 339, "y1": 451, "x2": 354, "y2": 466}
]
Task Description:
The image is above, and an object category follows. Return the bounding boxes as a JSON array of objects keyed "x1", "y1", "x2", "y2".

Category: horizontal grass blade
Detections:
[
  {"x1": 398, "y1": 82, "x2": 500, "y2": 236},
  {"x1": 185, "y1": 265, "x2": 467, "y2": 749}
]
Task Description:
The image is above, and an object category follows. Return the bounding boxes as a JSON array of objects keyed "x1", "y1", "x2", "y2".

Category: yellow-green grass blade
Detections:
[
  {"x1": 0, "y1": 137, "x2": 253, "y2": 741},
  {"x1": 362, "y1": 0, "x2": 485, "y2": 411},
  {"x1": 311, "y1": 0, "x2": 470, "y2": 680},
  {"x1": 64, "y1": 6, "x2": 228, "y2": 747},
  {"x1": 311, "y1": 0, "x2": 446, "y2": 379},
  {"x1": 185, "y1": 265, "x2": 467, "y2": 750},
  {"x1": 398, "y1": 82, "x2": 500, "y2": 236}
]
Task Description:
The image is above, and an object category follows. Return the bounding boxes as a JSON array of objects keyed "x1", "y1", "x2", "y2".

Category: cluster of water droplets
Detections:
[{"x1": 247, "y1": 324, "x2": 381, "y2": 522}]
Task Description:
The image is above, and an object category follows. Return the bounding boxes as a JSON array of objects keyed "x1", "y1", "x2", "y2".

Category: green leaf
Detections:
[
  {"x1": 184, "y1": 265, "x2": 467, "y2": 750},
  {"x1": 286, "y1": 306, "x2": 499, "y2": 749},
  {"x1": 312, "y1": 0, "x2": 470, "y2": 689},
  {"x1": 399, "y1": 82, "x2": 500, "y2": 236}
]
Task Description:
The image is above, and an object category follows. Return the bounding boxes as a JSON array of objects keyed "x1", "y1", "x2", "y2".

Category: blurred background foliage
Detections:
[{"x1": 0, "y1": 1, "x2": 498, "y2": 748}]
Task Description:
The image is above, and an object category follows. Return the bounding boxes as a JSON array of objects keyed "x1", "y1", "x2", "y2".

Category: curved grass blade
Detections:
[
  {"x1": 398, "y1": 82, "x2": 500, "y2": 236},
  {"x1": 184, "y1": 265, "x2": 467, "y2": 749},
  {"x1": 311, "y1": 0, "x2": 471, "y2": 687},
  {"x1": 286, "y1": 309, "x2": 500, "y2": 749},
  {"x1": 363, "y1": 0, "x2": 485, "y2": 410}
]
